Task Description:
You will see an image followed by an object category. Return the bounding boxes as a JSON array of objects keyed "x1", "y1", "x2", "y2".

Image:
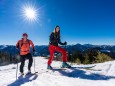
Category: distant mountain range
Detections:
[{"x1": 0, "y1": 44, "x2": 115, "y2": 57}]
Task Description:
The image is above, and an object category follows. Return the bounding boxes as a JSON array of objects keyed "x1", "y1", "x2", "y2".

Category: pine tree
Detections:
[{"x1": 83, "y1": 53, "x2": 90, "y2": 64}]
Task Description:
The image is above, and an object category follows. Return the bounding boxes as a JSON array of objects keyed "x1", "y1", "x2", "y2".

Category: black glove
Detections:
[
  {"x1": 33, "y1": 48, "x2": 35, "y2": 52},
  {"x1": 16, "y1": 48, "x2": 20, "y2": 54},
  {"x1": 64, "y1": 41, "x2": 67, "y2": 45}
]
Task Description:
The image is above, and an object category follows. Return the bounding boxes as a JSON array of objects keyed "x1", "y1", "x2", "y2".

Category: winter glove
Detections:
[
  {"x1": 16, "y1": 48, "x2": 20, "y2": 55},
  {"x1": 33, "y1": 48, "x2": 35, "y2": 52},
  {"x1": 64, "y1": 41, "x2": 67, "y2": 45}
]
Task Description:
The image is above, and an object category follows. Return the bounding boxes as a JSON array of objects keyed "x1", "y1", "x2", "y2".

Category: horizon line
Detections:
[{"x1": 0, "y1": 43, "x2": 115, "y2": 46}]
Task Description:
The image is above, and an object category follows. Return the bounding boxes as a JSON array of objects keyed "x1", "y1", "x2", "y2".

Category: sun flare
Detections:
[{"x1": 21, "y1": 3, "x2": 40, "y2": 23}]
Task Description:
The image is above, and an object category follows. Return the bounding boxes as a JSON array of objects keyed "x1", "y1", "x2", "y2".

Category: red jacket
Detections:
[{"x1": 16, "y1": 38, "x2": 35, "y2": 55}]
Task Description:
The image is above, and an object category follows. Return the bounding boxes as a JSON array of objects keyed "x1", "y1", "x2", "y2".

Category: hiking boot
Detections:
[
  {"x1": 20, "y1": 72, "x2": 24, "y2": 76},
  {"x1": 47, "y1": 65, "x2": 53, "y2": 70},
  {"x1": 62, "y1": 62, "x2": 71, "y2": 68},
  {"x1": 26, "y1": 70, "x2": 31, "y2": 75}
]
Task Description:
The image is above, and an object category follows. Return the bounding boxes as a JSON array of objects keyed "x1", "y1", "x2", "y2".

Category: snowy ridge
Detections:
[
  {"x1": 0, "y1": 57, "x2": 115, "y2": 86},
  {"x1": 0, "y1": 45, "x2": 8, "y2": 49}
]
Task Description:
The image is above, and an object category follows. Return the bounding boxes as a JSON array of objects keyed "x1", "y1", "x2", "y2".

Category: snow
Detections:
[
  {"x1": 0, "y1": 57, "x2": 115, "y2": 86},
  {"x1": 0, "y1": 45, "x2": 7, "y2": 49}
]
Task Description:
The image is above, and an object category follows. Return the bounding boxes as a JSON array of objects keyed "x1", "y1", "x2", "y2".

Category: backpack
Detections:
[{"x1": 17, "y1": 39, "x2": 30, "y2": 49}]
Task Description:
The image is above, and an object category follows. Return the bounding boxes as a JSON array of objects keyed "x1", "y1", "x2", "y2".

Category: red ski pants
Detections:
[{"x1": 48, "y1": 45, "x2": 67, "y2": 65}]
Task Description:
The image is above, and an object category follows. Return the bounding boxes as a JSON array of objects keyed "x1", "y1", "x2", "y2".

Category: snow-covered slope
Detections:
[{"x1": 0, "y1": 57, "x2": 115, "y2": 86}]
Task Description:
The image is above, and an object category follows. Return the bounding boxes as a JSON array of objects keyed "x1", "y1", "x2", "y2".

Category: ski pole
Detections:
[
  {"x1": 34, "y1": 56, "x2": 35, "y2": 73},
  {"x1": 16, "y1": 59, "x2": 18, "y2": 80},
  {"x1": 16, "y1": 49, "x2": 20, "y2": 80},
  {"x1": 33, "y1": 52, "x2": 38, "y2": 73},
  {"x1": 65, "y1": 45, "x2": 72, "y2": 66}
]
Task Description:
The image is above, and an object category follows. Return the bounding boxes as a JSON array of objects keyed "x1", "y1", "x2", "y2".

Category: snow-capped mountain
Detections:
[
  {"x1": 0, "y1": 45, "x2": 8, "y2": 49},
  {"x1": 0, "y1": 44, "x2": 115, "y2": 57}
]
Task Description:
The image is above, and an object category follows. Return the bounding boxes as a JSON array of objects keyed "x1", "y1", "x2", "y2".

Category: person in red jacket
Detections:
[
  {"x1": 47, "y1": 26, "x2": 71, "y2": 69},
  {"x1": 16, "y1": 33, "x2": 35, "y2": 75}
]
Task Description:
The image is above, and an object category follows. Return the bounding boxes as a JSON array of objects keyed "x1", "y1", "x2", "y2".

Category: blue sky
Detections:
[{"x1": 0, "y1": 0, "x2": 115, "y2": 45}]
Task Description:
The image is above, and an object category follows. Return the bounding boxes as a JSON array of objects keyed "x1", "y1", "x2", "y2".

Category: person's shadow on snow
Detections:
[
  {"x1": 53, "y1": 67, "x2": 115, "y2": 80},
  {"x1": 8, "y1": 74, "x2": 38, "y2": 86}
]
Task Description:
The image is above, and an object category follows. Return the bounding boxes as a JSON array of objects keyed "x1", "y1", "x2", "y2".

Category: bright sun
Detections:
[
  {"x1": 21, "y1": 3, "x2": 40, "y2": 23},
  {"x1": 24, "y1": 8, "x2": 36, "y2": 20}
]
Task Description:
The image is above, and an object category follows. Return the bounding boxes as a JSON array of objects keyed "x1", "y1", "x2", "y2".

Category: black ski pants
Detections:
[{"x1": 20, "y1": 53, "x2": 33, "y2": 73}]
